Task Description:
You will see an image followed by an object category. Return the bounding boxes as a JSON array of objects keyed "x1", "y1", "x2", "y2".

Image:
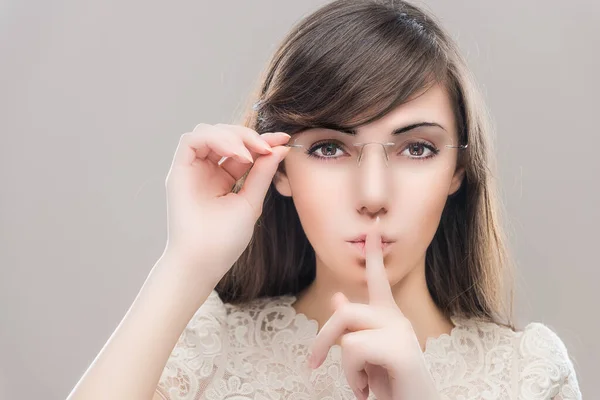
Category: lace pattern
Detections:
[{"x1": 156, "y1": 291, "x2": 581, "y2": 400}]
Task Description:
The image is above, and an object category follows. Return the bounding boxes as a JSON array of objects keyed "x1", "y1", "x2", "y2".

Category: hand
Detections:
[
  {"x1": 163, "y1": 123, "x2": 291, "y2": 283},
  {"x1": 307, "y1": 218, "x2": 441, "y2": 400}
]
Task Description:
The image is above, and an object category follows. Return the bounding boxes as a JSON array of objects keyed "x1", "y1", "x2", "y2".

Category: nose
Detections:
[{"x1": 354, "y1": 144, "x2": 391, "y2": 218}]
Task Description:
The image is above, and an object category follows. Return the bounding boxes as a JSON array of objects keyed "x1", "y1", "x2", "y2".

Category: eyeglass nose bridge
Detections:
[{"x1": 353, "y1": 142, "x2": 396, "y2": 167}]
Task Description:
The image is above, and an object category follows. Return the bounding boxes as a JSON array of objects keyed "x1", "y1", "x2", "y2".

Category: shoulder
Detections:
[
  {"x1": 451, "y1": 317, "x2": 577, "y2": 363},
  {"x1": 518, "y1": 322, "x2": 572, "y2": 362},
  {"x1": 516, "y1": 322, "x2": 582, "y2": 399},
  {"x1": 517, "y1": 322, "x2": 576, "y2": 375},
  {"x1": 466, "y1": 319, "x2": 582, "y2": 399},
  {"x1": 441, "y1": 318, "x2": 582, "y2": 399}
]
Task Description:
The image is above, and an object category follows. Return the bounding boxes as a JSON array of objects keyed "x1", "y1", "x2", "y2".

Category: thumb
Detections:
[{"x1": 237, "y1": 145, "x2": 290, "y2": 216}]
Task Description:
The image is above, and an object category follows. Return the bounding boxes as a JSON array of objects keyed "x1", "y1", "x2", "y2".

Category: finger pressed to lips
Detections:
[{"x1": 310, "y1": 218, "x2": 397, "y2": 364}]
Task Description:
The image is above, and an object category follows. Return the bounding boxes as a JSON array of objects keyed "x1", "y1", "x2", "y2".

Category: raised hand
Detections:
[{"x1": 163, "y1": 123, "x2": 291, "y2": 284}]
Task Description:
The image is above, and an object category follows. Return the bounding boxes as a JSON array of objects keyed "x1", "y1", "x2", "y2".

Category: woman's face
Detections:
[{"x1": 274, "y1": 83, "x2": 464, "y2": 286}]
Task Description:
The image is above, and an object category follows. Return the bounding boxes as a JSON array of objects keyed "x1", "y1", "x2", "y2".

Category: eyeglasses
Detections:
[{"x1": 283, "y1": 129, "x2": 468, "y2": 174}]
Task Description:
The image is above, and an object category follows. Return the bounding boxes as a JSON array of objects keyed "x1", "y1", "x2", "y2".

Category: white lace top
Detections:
[{"x1": 155, "y1": 290, "x2": 582, "y2": 400}]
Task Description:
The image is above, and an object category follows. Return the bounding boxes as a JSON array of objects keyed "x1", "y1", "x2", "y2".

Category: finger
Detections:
[
  {"x1": 340, "y1": 331, "x2": 375, "y2": 400},
  {"x1": 214, "y1": 123, "x2": 278, "y2": 156},
  {"x1": 341, "y1": 330, "x2": 401, "y2": 400},
  {"x1": 173, "y1": 130, "x2": 251, "y2": 168},
  {"x1": 341, "y1": 343, "x2": 369, "y2": 400},
  {"x1": 205, "y1": 135, "x2": 254, "y2": 165},
  {"x1": 331, "y1": 291, "x2": 350, "y2": 310},
  {"x1": 236, "y1": 145, "x2": 291, "y2": 218},
  {"x1": 188, "y1": 124, "x2": 280, "y2": 167},
  {"x1": 366, "y1": 216, "x2": 395, "y2": 307},
  {"x1": 206, "y1": 125, "x2": 265, "y2": 165},
  {"x1": 218, "y1": 132, "x2": 291, "y2": 181},
  {"x1": 260, "y1": 131, "x2": 293, "y2": 146},
  {"x1": 216, "y1": 124, "x2": 292, "y2": 154},
  {"x1": 309, "y1": 301, "x2": 383, "y2": 369}
]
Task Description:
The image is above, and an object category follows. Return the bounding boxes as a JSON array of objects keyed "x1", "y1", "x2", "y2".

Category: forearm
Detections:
[{"x1": 67, "y1": 253, "x2": 215, "y2": 400}]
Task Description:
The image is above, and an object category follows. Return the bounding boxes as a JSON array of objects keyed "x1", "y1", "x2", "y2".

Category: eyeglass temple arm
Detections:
[{"x1": 446, "y1": 143, "x2": 469, "y2": 149}]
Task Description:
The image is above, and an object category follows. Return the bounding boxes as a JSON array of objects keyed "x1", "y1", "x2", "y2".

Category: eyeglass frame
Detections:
[{"x1": 284, "y1": 139, "x2": 469, "y2": 167}]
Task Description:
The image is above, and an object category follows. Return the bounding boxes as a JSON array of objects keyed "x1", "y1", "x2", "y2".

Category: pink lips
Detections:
[
  {"x1": 347, "y1": 240, "x2": 391, "y2": 251},
  {"x1": 347, "y1": 233, "x2": 394, "y2": 243},
  {"x1": 346, "y1": 239, "x2": 394, "y2": 259},
  {"x1": 346, "y1": 233, "x2": 396, "y2": 259}
]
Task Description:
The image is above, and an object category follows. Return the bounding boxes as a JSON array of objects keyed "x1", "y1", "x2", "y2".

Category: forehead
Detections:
[{"x1": 303, "y1": 83, "x2": 457, "y2": 139}]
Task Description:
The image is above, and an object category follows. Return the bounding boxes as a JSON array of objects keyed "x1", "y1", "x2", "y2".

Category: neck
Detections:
[{"x1": 291, "y1": 258, "x2": 454, "y2": 350}]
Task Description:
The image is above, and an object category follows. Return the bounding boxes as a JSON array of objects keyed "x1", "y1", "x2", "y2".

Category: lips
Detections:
[
  {"x1": 346, "y1": 234, "x2": 396, "y2": 258},
  {"x1": 347, "y1": 234, "x2": 395, "y2": 243},
  {"x1": 347, "y1": 240, "x2": 393, "y2": 251},
  {"x1": 347, "y1": 233, "x2": 395, "y2": 246}
]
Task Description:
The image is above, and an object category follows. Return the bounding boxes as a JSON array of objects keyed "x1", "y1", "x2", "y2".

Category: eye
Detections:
[
  {"x1": 307, "y1": 141, "x2": 346, "y2": 158},
  {"x1": 400, "y1": 141, "x2": 439, "y2": 159}
]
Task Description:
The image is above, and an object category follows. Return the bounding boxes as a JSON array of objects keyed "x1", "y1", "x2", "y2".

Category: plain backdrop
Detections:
[{"x1": 1, "y1": 0, "x2": 598, "y2": 398}]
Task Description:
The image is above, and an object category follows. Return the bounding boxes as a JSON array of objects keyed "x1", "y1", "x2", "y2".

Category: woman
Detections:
[{"x1": 68, "y1": 0, "x2": 581, "y2": 399}]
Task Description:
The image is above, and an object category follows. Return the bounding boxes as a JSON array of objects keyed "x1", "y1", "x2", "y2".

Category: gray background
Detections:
[{"x1": 1, "y1": 1, "x2": 597, "y2": 399}]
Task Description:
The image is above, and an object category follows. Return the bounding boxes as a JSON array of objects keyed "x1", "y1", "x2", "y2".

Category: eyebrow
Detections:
[{"x1": 333, "y1": 122, "x2": 446, "y2": 136}]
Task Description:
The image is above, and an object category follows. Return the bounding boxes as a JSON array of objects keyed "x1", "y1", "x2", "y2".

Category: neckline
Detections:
[{"x1": 277, "y1": 293, "x2": 467, "y2": 356}]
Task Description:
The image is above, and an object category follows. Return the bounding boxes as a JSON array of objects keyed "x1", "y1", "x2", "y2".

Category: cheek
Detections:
[
  {"x1": 393, "y1": 173, "x2": 451, "y2": 249},
  {"x1": 287, "y1": 169, "x2": 347, "y2": 243}
]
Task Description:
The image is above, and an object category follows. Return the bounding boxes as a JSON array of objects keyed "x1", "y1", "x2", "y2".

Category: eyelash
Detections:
[{"x1": 306, "y1": 140, "x2": 440, "y2": 162}]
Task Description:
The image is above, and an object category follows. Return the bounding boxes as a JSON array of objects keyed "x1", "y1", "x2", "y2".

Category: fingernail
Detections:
[
  {"x1": 276, "y1": 132, "x2": 291, "y2": 138},
  {"x1": 239, "y1": 151, "x2": 253, "y2": 163},
  {"x1": 261, "y1": 142, "x2": 273, "y2": 153}
]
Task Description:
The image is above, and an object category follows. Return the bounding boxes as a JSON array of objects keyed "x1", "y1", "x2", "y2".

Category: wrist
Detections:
[{"x1": 150, "y1": 250, "x2": 221, "y2": 301}]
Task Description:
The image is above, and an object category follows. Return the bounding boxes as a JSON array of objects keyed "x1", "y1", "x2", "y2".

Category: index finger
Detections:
[
  {"x1": 218, "y1": 131, "x2": 292, "y2": 180},
  {"x1": 365, "y1": 217, "x2": 395, "y2": 307}
]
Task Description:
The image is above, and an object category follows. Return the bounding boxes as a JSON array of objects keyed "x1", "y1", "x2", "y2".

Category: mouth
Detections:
[
  {"x1": 346, "y1": 237, "x2": 395, "y2": 258},
  {"x1": 347, "y1": 233, "x2": 395, "y2": 243}
]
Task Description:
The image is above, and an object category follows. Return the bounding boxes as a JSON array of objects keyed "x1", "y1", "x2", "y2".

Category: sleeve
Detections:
[
  {"x1": 518, "y1": 322, "x2": 582, "y2": 400},
  {"x1": 155, "y1": 290, "x2": 228, "y2": 400}
]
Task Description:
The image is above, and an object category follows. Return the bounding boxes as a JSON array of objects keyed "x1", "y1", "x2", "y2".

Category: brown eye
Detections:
[
  {"x1": 319, "y1": 143, "x2": 338, "y2": 156},
  {"x1": 307, "y1": 141, "x2": 345, "y2": 159},
  {"x1": 400, "y1": 141, "x2": 439, "y2": 159},
  {"x1": 408, "y1": 143, "x2": 425, "y2": 156}
]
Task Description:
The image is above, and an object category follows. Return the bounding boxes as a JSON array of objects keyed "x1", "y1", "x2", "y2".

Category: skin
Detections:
[{"x1": 273, "y1": 82, "x2": 465, "y2": 399}]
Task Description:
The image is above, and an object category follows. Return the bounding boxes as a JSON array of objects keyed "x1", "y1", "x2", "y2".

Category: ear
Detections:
[
  {"x1": 448, "y1": 166, "x2": 465, "y2": 196},
  {"x1": 273, "y1": 168, "x2": 293, "y2": 197}
]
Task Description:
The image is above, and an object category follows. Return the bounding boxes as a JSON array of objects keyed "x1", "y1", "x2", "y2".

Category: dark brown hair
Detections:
[{"x1": 216, "y1": 0, "x2": 514, "y2": 328}]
